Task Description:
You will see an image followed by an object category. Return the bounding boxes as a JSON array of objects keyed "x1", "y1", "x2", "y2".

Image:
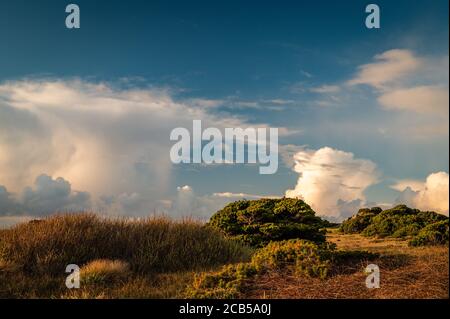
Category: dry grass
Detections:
[
  {"x1": 80, "y1": 259, "x2": 130, "y2": 284},
  {"x1": 0, "y1": 213, "x2": 252, "y2": 298},
  {"x1": 1, "y1": 218, "x2": 447, "y2": 299},
  {"x1": 243, "y1": 228, "x2": 449, "y2": 299},
  {"x1": 0, "y1": 213, "x2": 251, "y2": 275}
]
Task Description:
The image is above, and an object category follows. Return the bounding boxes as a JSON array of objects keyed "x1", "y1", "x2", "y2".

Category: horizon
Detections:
[{"x1": 0, "y1": 0, "x2": 448, "y2": 227}]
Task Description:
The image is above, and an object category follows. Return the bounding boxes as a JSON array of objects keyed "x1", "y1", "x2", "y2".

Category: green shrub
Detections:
[
  {"x1": 339, "y1": 207, "x2": 382, "y2": 234},
  {"x1": 186, "y1": 239, "x2": 377, "y2": 298},
  {"x1": 207, "y1": 198, "x2": 328, "y2": 247},
  {"x1": 409, "y1": 221, "x2": 449, "y2": 246},
  {"x1": 251, "y1": 239, "x2": 332, "y2": 279},
  {"x1": 340, "y1": 205, "x2": 448, "y2": 246}
]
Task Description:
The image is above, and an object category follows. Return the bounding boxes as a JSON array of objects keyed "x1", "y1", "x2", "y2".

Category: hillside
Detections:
[{"x1": 0, "y1": 200, "x2": 448, "y2": 299}]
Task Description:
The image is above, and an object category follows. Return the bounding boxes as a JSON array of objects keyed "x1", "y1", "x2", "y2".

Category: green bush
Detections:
[
  {"x1": 339, "y1": 207, "x2": 382, "y2": 234},
  {"x1": 409, "y1": 221, "x2": 449, "y2": 246},
  {"x1": 186, "y1": 239, "x2": 377, "y2": 298},
  {"x1": 207, "y1": 198, "x2": 328, "y2": 247},
  {"x1": 251, "y1": 239, "x2": 332, "y2": 278},
  {"x1": 340, "y1": 204, "x2": 448, "y2": 246}
]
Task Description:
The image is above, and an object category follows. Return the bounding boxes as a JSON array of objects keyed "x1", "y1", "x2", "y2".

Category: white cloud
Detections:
[
  {"x1": 378, "y1": 85, "x2": 448, "y2": 115},
  {"x1": 347, "y1": 49, "x2": 448, "y2": 117},
  {"x1": 285, "y1": 147, "x2": 379, "y2": 219},
  {"x1": 310, "y1": 85, "x2": 340, "y2": 94},
  {"x1": 395, "y1": 172, "x2": 449, "y2": 215},
  {"x1": 348, "y1": 49, "x2": 422, "y2": 89},
  {"x1": 0, "y1": 79, "x2": 276, "y2": 217}
]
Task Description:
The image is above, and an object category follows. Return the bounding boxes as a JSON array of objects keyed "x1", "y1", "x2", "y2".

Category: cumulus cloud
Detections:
[
  {"x1": 285, "y1": 147, "x2": 380, "y2": 220},
  {"x1": 0, "y1": 174, "x2": 91, "y2": 217},
  {"x1": 0, "y1": 78, "x2": 281, "y2": 217},
  {"x1": 394, "y1": 172, "x2": 449, "y2": 215}
]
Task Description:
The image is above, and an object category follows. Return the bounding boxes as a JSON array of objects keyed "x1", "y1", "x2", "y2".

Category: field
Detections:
[
  {"x1": 0, "y1": 214, "x2": 448, "y2": 299},
  {"x1": 244, "y1": 229, "x2": 449, "y2": 299}
]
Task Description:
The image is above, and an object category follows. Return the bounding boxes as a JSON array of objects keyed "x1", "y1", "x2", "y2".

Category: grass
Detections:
[
  {"x1": 242, "y1": 228, "x2": 449, "y2": 299},
  {"x1": 0, "y1": 213, "x2": 252, "y2": 298},
  {"x1": 0, "y1": 215, "x2": 448, "y2": 299}
]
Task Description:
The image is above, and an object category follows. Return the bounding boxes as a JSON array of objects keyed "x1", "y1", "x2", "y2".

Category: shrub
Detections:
[
  {"x1": 409, "y1": 221, "x2": 449, "y2": 246},
  {"x1": 186, "y1": 239, "x2": 377, "y2": 298},
  {"x1": 80, "y1": 259, "x2": 130, "y2": 284},
  {"x1": 0, "y1": 213, "x2": 251, "y2": 275},
  {"x1": 340, "y1": 205, "x2": 448, "y2": 246},
  {"x1": 339, "y1": 207, "x2": 382, "y2": 234},
  {"x1": 251, "y1": 239, "x2": 332, "y2": 279},
  {"x1": 186, "y1": 263, "x2": 257, "y2": 298},
  {"x1": 207, "y1": 198, "x2": 327, "y2": 247}
]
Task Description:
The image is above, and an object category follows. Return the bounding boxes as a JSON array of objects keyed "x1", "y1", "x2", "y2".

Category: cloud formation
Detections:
[
  {"x1": 285, "y1": 147, "x2": 380, "y2": 220},
  {"x1": 0, "y1": 79, "x2": 274, "y2": 217},
  {"x1": 348, "y1": 49, "x2": 449, "y2": 117},
  {"x1": 0, "y1": 174, "x2": 91, "y2": 217},
  {"x1": 394, "y1": 172, "x2": 449, "y2": 215}
]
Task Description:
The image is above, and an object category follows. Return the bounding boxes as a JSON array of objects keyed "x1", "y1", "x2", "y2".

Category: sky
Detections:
[{"x1": 0, "y1": 0, "x2": 448, "y2": 226}]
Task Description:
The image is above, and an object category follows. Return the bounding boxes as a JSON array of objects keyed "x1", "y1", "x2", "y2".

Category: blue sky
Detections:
[{"x1": 0, "y1": 0, "x2": 448, "y2": 224}]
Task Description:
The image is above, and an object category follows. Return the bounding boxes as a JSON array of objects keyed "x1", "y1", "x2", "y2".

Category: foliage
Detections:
[
  {"x1": 409, "y1": 221, "x2": 449, "y2": 246},
  {"x1": 340, "y1": 204, "x2": 448, "y2": 246},
  {"x1": 207, "y1": 198, "x2": 328, "y2": 247},
  {"x1": 186, "y1": 239, "x2": 377, "y2": 298},
  {"x1": 339, "y1": 207, "x2": 382, "y2": 234}
]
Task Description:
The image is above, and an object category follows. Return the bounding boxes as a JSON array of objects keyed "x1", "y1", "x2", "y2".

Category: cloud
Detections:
[
  {"x1": 310, "y1": 85, "x2": 340, "y2": 94},
  {"x1": 394, "y1": 172, "x2": 449, "y2": 215},
  {"x1": 390, "y1": 179, "x2": 424, "y2": 192},
  {"x1": 0, "y1": 78, "x2": 282, "y2": 217},
  {"x1": 348, "y1": 49, "x2": 422, "y2": 89},
  {"x1": 285, "y1": 147, "x2": 380, "y2": 220},
  {"x1": 378, "y1": 85, "x2": 448, "y2": 115},
  {"x1": 0, "y1": 174, "x2": 91, "y2": 217},
  {"x1": 347, "y1": 49, "x2": 448, "y2": 117}
]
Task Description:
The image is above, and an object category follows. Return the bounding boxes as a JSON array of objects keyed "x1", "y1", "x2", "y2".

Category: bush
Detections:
[
  {"x1": 207, "y1": 198, "x2": 328, "y2": 247},
  {"x1": 0, "y1": 213, "x2": 251, "y2": 275},
  {"x1": 409, "y1": 221, "x2": 449, "y2": 246},
  {"x1": 186, "y1": 239, "x2": 377, "y2": 298},
  {"x1": 251, "y1": 239, "x2": 332, "y2": 279},
  {"x1": 340, "y1": 205, "x2": 448, "y2": 246},
  {"x1": 339, "y1": 207, "x2": 382, "y2": 234}
]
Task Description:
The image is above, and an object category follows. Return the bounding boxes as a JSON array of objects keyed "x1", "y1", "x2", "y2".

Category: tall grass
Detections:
[{"x1": 0, "y1": 213, "x2": 252, "y2": 275}]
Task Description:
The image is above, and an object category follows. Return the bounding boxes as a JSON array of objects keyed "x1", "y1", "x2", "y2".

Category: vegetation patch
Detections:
[
  {"x1": 0, "y1": 213, "x2": 251, "y2": 275},
  {"x1": 340, "y1": 205, "x2": 448, "y2": 246},
  {"x1": 207, "y1": 198, "x2": 330, "y2": 247},
  {"x1": 186, "y1": 239, "x2": 377, "y2": 298},
  {"x1": 80, "y1": 259, "x2": 130, "y2": 285}
]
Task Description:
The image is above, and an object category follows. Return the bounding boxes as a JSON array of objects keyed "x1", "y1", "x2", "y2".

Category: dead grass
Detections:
[{"x1": 243, "y1": 228, "x2": 449, "y2": 299}]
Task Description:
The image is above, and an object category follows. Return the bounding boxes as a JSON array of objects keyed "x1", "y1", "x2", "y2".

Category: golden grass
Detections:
[
  {"x1": 0, "y1": 213, "x2": 251, "y2": 275},
  {"x1": 80, "y1": 259, "x2": 130, "y2": 284}
]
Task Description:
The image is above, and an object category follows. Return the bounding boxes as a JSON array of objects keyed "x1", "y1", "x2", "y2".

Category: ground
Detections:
[
  {"x1": 243, "y1": 228, "x2": 449, "y2": 299},
  {"x1": 1, "y1": 228, "x2": 448, "y2": 299}
]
